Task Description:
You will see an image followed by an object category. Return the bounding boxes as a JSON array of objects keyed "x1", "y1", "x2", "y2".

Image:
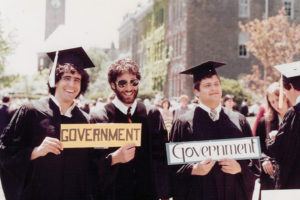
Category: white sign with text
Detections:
[{"x1": 166, "y1": 137, "x2": 261, "y2": 165}]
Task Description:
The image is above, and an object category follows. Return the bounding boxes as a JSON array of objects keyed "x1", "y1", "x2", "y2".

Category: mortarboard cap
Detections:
[
  {"x1": 41, "y1": 25, "x2": 95, "y2": 88},
  {"x1": 274, "y1": 61, "x2": 300, "y2": 81},
  {"x1": 47, "y1": 47, "x2": 95, "y2": 88},
  {"x1": 273, "y1": 61, "x2": 300, "y2": 108},
  {"x1": 47, "y1": 47, "x2": 95, "y2": 70},
  {"x1": 180, "y1": 61, "x2": 226, "y2": 83}
]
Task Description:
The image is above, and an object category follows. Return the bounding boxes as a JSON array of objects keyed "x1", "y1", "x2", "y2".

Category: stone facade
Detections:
[{"x1": 120, "y1": 0, "x2": 300, "y2": 98}]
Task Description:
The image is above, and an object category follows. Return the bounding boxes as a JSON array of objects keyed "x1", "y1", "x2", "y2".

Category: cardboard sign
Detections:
[
  {"x1": 60, "y1": 123, "x2": 141, "y2": 148},
  {"x1": 166, "y1": 137, "x2": 261, "y2": 165},
  {"x1": 261, "y1": 190, "x2": 300, "y2": 200}
]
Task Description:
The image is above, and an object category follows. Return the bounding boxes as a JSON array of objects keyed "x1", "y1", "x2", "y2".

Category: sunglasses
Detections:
[{"x1": 116, "y1": 79, "x2": 139, "y2": 88}]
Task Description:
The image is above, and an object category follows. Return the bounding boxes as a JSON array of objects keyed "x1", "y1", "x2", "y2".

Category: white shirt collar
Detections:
[
  {"x1": 198, "y1": 102, "x2": 222, "y2": 120},
  {"x1": 50, "y1": 95, "x2": 77, "y2": 117},
  {"x1": 296, "y1": 95, "x2": 300, "y2": 105},
  {"x1": 112, "y1": 96, "x2": 137, "y2": 115}
]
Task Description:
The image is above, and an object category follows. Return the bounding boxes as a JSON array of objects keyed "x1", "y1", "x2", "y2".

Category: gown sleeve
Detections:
[{"x1": 0, "y1": 105, "x2": 35, "y2": 199}]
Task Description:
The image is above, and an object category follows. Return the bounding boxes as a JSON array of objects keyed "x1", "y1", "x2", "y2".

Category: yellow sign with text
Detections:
[{"x1": 60, "y1": 123, "x2": 141, "y2": 148}]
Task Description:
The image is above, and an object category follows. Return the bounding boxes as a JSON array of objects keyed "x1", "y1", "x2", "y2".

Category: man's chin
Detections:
[{"x1": 123, "y1": 97, "x2": 135, "y2": 104}]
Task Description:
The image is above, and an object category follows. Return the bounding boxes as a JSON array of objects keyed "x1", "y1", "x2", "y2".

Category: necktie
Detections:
[
  {"x1": 127, "y1": 107, "x2": 132, "y2": 123},
  {"x1": 209, "y1": 109, "x2": 218, "y2": 121}
]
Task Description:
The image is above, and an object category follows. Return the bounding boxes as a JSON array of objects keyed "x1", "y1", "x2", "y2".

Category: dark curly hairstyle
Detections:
[
  {"x1": 47, "y1": 63, "x2": 89, "y2": 98},
  {"x1": 108, "y1": 58, "x2": 141, "y2": 85}
]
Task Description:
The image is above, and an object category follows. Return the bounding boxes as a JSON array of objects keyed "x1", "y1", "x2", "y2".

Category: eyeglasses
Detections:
[{"x1": 116, "y1": 79, "x2": 139, "y2": 88}]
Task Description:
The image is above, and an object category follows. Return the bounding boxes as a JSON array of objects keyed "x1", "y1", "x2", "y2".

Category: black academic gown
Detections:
[
  {"x1": 268, "y1": 102, "x2": 300, "y2": 189},
  {"x1": 255, "y1": 117, "x2": 278, "y2": 190},
  {"x1": 0, "y1": 97, "x2": 95, "y2": 200},
  {"x1": 0, "y1": 104, "x2": 14, "y2": 133},
  {"x1": 147, "y1": 107, "x2": 171, "y2": 199},
  {"x1": 91, "y1": 102, "x2": 159, "y2": 200},
  {"x1": 169, "y1": 107, "x2": 256, "y2": 200}
]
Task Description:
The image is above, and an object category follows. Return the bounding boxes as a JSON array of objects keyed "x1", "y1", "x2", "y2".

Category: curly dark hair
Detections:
[
  {"x1": 47, "y1": 63, "x2": 89, "y2": 98},
  {"x1": 108, "y1": 58, "x2": 141, "y2": 85}
]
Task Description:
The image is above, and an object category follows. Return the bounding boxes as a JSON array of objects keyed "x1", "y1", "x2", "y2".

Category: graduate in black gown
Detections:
[
  {"x1": 90, "y1": 58, "x2": 170, "y2": 200},
  {"x1": 268, "y1": 61, "x2": 300, "y2": 189},
  {"x1": 169, "y1": 61, "x2": 257, "y2": 200},
  {"x1": 0, "y1": 46, "x2": 96, "y2": 200}
]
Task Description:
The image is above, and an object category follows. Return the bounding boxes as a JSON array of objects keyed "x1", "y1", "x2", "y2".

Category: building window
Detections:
[
  {"x1": 239, "y1": 45, "x2": 247, "y2": 57},
  {"x1": 283, "y1": 0, "x2": 294, "y2": 19},
  {"x1": 239, "y1": 0, "x2": 250, "y2": 18},
  {"x1": 239, "y1": 32, "x2": 249, "y2": 58}
]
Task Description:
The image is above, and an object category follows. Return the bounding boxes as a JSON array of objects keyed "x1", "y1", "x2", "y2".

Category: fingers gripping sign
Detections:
[
  {"x1": 262, "y1": 160, "x2": 275, "y2": 176},
  {"x1": 191, "y1": 159, "x2": 216, "y2": 176},
  {"x1": 31, "y1": 137, "x2": 63, "y2": 160},
  {"x1": 218, "y1": 158, "x2": 241, "y2": 174},
  {"x1": 111, "y1": 143, "x2": 136, "y2": 165}
]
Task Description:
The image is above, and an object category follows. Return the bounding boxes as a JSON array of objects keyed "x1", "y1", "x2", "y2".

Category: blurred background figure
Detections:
[
  {"x1": 240, "y1": 98, "x2": 249, "y2": 116},
  {"x1": 254, "y1": 82, "x2": 291, "y2": 193},
  {"x1": 0, "y1": 95, "x2": 12, "y2": 133},
  {"x1": 143, "y1": 98, "x2": 152, "y2": 113},
  {"x1": 249, "y1": 101, "x2": 261, "y2": 116},
  {"x1": 159, "y1": 98, "x2": 173, "y2": 137},
  {"x1": 190, "y1": 96, "x2": 199, "y2": 108},
  {"x1": 173, "y1": 94, "x2": 190, "y2": 121},
  {"x1": 222, "y1": 94, "x2": 235, "y2": 111},
  {"x1": 106, "y1": 93, "x2": 116, "y2": 104}
]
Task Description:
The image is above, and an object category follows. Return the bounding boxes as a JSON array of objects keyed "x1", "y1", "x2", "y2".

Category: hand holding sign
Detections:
[
  {"x1": 191, "y1": 159, "x2": 216, "y2": 176},
  {"x1": 31, "y1": 137, "x2": 63, "y2": 160},
  {"x1": 166, "y1": 137, "x2": 261, "y2": 165},
  {"x1": 111, "y1": 143, "x2": 136, "y2": 165},
  {"x1": 218, "y1": 159, "x2": 241, "y2": 174},
  {"x1": 262, "y1": 160, "x2": 275, "y2": 176}
]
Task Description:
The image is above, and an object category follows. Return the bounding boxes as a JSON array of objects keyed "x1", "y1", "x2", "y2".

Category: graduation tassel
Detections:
[
  {"x1": 278, "y1": 74, "x2": 284, "y2": 109},
  {"x1": 49, "y1": 51, "x2": 59, "y2": 88}
]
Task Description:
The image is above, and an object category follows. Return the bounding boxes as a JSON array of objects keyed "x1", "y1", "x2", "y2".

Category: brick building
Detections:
[{"x1": 120, "y1": 0, "x2": 300, "y2": 97}]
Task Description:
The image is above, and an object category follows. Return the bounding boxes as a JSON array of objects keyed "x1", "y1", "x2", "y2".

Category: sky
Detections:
[{"x1": 0, "y1": 0, "x2": 140, "y2": 75}]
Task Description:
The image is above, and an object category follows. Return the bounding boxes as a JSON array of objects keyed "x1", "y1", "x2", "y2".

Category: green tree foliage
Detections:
[
  {"x1": 240, "y1": 65, "x2": 265, "y2": 99},
  {"x1": 0, "y1": 75, "x2": 20, "y2": 88},
  {"x1": 240, "y1": 9, "x2": 300, "y2": 83},
  {"x1": 221, "y1": 77, "x2": 252, "y2": 106},
  {"x1": 0, "y1": 13, "x2": 13, "y2": 75},
  {"x1": 5, "y1": 69, "x2": 48, "y2": 99},
  {"x1": 139, "y1": 0, "x2": 168, "y2": 95},
  {"x1": 85, "y1": 47, "x2": 111, "y2": 100}
]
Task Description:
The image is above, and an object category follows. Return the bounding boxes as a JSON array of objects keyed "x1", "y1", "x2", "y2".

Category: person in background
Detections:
[
  {"x1": 255, "y1": 82, "x2": 291, "y2": 192},
  {"x1": 159, "y1": 98, "x2": 173, "y2": 137},
  {"x1": 0, "y1": 47, "x2": 96, "y2": 200},
  {"x1": 0, "y1": 96, "x2": 13, "y2": 134},
  {"x1": 240, "y1": 98, "x2": 249, "y2": 116},
  {"x1": 169, "y1": 61, "x2": 256, "y2": 200},
  {"x1": 173, "y1": 95, "x2": 190, "y2": 121},
  {"x1": 222, "y1": 94, "x2": 235, "y2": 111},
  {"x1": 91, "y1": 58, "x2": 170, "y2": 200},
  {"x1": 268, "y1": 61, "x2": 300, "y2": 189},
  {"x1": 252, "y1": 105, "x2": 266, "y2": 136}
]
